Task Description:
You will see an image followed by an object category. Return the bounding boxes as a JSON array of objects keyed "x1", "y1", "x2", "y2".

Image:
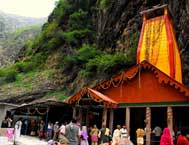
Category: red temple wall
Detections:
[{"x1": 102, "y1": 70, "x2": 188, "y2": 104}]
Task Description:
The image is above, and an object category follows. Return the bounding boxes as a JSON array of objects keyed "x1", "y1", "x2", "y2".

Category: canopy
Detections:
[{"x1": 66, "y1": 88, "x2": 118, "y2": 108}]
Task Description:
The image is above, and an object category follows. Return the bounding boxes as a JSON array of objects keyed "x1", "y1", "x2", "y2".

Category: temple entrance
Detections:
[
  {"x1": 130, "y1": 107, "x2": 146, "y2": 144},
  {"x1": 173, "y1": 106, "x2": 189, "y2": 133},
  {"x1": 86, "y1": 107, "x2": 103, "y2": 129},
  {"x1": 113, "y1": 108, "x2": 126, "y2": 129},
  {"x1": 151, "y1": 107, "x2": 167, "y2": 145},
  {"x1": 151, "y1": 107, "x2": 167, "y2": 129}
]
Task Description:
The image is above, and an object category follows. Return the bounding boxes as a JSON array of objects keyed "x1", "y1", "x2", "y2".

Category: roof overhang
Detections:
[
  {"x1": 0, "y1": 102, "x2": 20, "y2": 107},
  {"x1": 66, "y1": 88, "x2": 118, "y2": 108},
  {"x1": 11, "y1": 98, "x2": 69, "y2": 111}
]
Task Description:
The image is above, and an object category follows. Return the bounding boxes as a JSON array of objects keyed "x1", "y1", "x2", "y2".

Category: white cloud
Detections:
[{"x1": 0, "y1": 0, "x2": 57, "y2": 18}]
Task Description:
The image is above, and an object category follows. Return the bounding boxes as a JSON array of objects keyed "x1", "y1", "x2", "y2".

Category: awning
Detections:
[
  {"x1": 66, "y1": 88, "x2": 117, "y2": 108},
  {"x1": 11, "y1": 98, "x2": 70, "y2": 115}
]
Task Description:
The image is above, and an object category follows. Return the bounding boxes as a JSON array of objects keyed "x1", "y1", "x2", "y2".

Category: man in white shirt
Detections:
[
  {"x1": 112, "y1": 124, "x2": 121, "y2": 145},
  {"x1": 120, "y1": 125, "x2": 128, "y2": 138}
]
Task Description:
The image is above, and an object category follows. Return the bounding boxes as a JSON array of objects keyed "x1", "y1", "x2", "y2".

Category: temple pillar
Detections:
[
  {"x1": 86, "y1": 109, "x2": 89, "y2": 126},
  {"x1": 145, "y1": 107, "x2": 151, "y2": 145},
  {"x1": 167, "y1": 106, "x2": 173, "y2": 133},
  {"x1": 126, "y1": 107, "x2": 130, "y2": 134},
  {"x1": 72, "y1": 107, "x2": 76, "y2": 118},
  {"x1": 109, "y1": 109, "x2": 114, "y2": 133},
  {"x1": 102, "y1": 108, "x2": 108, "y2": 127},
  {"x1": 79, "y1": 107, "x2": 83, "y2": 124}
]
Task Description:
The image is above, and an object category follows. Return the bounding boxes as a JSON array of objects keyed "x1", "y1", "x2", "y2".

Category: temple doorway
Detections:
[
  {"x1": 130, "y1": 107, "x2": 146, "y2": 144},
  {"x1": 151, "y1": 107, "x2": 167, "y2": 130},
  {"x1": 173, "y1": 106, "x2": 189, "y2": 132},
  {"x1": 151, "y1": 107, "x2": 167, "y2": 145},
  {"x1": 113, "y1": 108, "x2": 126, "y2": 130},
  {"x1": 87, "y1": 108, "x2": 102, "y2": 129}
]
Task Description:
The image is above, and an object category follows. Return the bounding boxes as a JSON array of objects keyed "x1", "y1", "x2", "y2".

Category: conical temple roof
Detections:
[{"x1": 137, "y1": 4, "x2": 182, "y2": 83}]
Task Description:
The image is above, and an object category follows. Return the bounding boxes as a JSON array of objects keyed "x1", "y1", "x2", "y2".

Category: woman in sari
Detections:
[{"x1": 160, "y1": 128, "x2": 173, "y2": 145}]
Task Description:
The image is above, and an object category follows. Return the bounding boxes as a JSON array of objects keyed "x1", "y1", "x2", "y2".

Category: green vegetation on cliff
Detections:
[{"x1": 0, "y1": 0, "x2": 147, "y2": 103}]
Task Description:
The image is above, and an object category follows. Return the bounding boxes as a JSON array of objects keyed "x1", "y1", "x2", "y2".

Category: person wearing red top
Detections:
[{"x1": 177, "y1": 128, "x2": 189, "y2": 145}]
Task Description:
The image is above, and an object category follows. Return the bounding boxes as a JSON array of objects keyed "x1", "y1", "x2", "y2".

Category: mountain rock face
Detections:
[
  {"x1": 0, "y1": 11, "x2": 46, "y2": 66},
  {"x1": 95, "y1": 0, "x2": 189, "y2": 85}
]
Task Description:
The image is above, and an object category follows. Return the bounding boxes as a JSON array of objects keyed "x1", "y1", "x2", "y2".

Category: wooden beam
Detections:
[{"x1": 140, "y1": 4, "x2": 168, "y2": 15}]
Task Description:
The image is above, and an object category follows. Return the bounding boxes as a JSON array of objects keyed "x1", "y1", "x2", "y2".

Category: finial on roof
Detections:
[{"x1": 140, "y1": 4, "x2": 168, "y2": 16}]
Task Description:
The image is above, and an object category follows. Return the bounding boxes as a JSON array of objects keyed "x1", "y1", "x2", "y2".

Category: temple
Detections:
[{"x1": 67, "y1": 4, "x2": 189, "y2": 145}]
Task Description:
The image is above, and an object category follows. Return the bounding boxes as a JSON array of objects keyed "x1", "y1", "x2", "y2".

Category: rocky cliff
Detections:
[{"x1": 95, "y1": 0, "x2": 189, "y2": 85}]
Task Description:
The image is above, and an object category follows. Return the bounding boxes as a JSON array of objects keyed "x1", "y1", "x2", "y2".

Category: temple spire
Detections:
[{"x1": 137, "y1": 4, "x2": 182, "y2": 83}]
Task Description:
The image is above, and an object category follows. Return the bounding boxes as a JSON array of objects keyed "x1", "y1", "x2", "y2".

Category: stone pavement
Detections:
[{"x1": 9, "y1": 135, "x2": 47, "y2": 145}]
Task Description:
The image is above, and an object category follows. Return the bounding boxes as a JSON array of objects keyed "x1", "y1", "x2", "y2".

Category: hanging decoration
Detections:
[
  {"x1": 74, "y1": 87, "x2": 117, "y2": 108},
  {"x1": 98, "y1": 65, "x2": 139, "y2": 90},
  {"x1": 19, "y1": 107, "x2": 49, "y2": 115}
]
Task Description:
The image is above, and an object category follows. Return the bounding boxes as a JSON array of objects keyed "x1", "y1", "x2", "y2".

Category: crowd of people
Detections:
[
  {"x1": 2, "y1": 115, "x2": 189, "y2": 145},
  {"x1": 136, "y1": 126, "x2": 189, "y2": 145},
  {"x1": 0, "y1": 116, "x2": 133, "y2": 145},
  {"x1": 47, "y1": 118, "x2": 134, "y2": 145}
]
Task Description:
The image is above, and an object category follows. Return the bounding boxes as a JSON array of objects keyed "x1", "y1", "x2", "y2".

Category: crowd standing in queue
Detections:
[
  {"x1": 2, "y1": 114, "x2": 189, "y2": 145},
  {"x1": 46, "y1": 118, "x2": 134, "y2": 145}
]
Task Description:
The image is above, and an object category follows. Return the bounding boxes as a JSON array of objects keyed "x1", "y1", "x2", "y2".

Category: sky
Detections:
[{"x1": 0, "y1": 0, "x2": 57, "y2": 18}]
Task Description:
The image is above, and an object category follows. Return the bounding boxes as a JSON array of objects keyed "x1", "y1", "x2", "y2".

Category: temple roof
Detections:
[
  {"x1": 67, "y1": 60, "x2": 189, "y2": 107},
  {"x1": 66, "y1": 87, "x2": 117, "y2": 108},
  {"x1": 93, "y1": 60, "x2": 189, "y2": 97}
]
